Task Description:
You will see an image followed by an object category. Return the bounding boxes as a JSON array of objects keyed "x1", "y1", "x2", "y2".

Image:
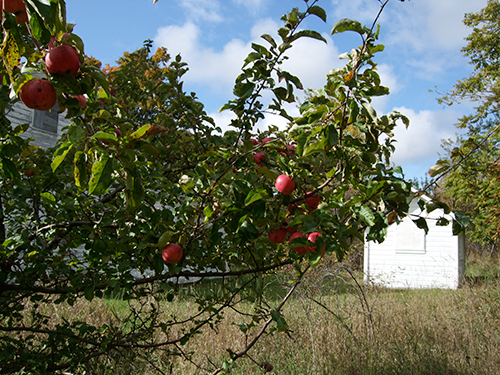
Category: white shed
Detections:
[
  {"x1": 6, "y1": 100, "x2": 70, "y2": 149},
  {"x1": 364, "y1": 195, "x2": 466, "y2": 289}
]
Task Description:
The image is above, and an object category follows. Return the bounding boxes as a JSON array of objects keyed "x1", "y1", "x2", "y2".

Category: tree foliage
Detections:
[
  {"x1": 433, "y1": 0, "x2": 500, "y2": 252},
  {"x1": 0, "y1": 0, "x2": 414, "y2": 373}
]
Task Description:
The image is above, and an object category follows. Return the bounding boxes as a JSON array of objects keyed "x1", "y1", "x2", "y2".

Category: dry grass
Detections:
[
  {"x1": 168, "y1": 269, "x2": 500, "y2": 375},
  {"x1": 12, "y1": 261, "x2": 500, "y2": 374}
]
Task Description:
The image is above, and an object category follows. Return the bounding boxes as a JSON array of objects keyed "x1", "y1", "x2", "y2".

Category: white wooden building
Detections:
[
  {"x1": 6, "y1": 100, "x2": 70, "y2": 148},
  {"x1": 364, "y1": 195, "x2": 466, "y2": 289}
]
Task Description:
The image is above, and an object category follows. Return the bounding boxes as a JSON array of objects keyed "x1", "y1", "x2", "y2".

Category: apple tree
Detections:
[{"x1": 0, "y1": 0, "x2": 413, "y2": 373}]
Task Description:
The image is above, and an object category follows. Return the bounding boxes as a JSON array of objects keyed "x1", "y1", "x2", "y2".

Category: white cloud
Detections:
[
  {"x1": 155, "y1": 18, "x2": 343, "y2": 110},
  {"x1": 154, "y1": 21, "x2": 248, "y2": 92},
  {"x1": 330, "y1": 0, "x2": 382, "y2": 25},
  {"x1": 371, "y1": 63, "x2": 400, "y2": 112},
  {"x1": 178, "y1": 0, "x2": 223, "y2": 22},
  {"x1": 329, "y1": 0, "x2": 488, "y2": 83},
  {"x1": 330, "y1": 0, "x2": 488, "y2": 52},
  {"x1": 389, "y1": 106, "x2": 462, "y2": 176},
  {"x1": 232, "y1": 0, "x2": 265, "y2": 14}
]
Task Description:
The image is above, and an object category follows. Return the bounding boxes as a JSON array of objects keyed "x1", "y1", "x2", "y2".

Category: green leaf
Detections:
[
  {"x1": 278, "y1": 27, "x2": 290, "y2": 40},
  {"x1": 84, "y1": 286, "x2": 94, "y2": 301},
  {"x1": 158, "y1": 231, "x2": 174, "y2": 248},
  {"x1": 51, "y1": 142, "x2": 73, "y2": 172},
  {"x1": 25, "y1": 1, "x2": 52, "y2": 43},
  {"x1": 362, "y1": 102, "x2": 378, "y2": 125},
  {"x1": 88, "y1": 67, "x2": 109, "y2": 95},
  {"x1": 127, "y1": 124, "x2": 157, "y2": 142},
  {"x1": 366, "y1": 85, "x2": 390, "y2": 97},
  {"x1": 413, "y1": 217, "x2": 429, "y2": 234},
  {"x1": 452, "y1": 211, "x2": 470, "y2": 235},
  {"x1": 303, "y1": 140, "x2": 325, "y2": 157},
  {"x1": 50, "y1": 0, "x2": 67, "y2": 32},
  {"x1": 1, "y1": 157, "x2": 19, "y2": 180},
  {"x1": 125, "y1": 165, "x2": 144, "y2": 212},
  {"x1": 308, "y1": 5, "x2": 327, "y2": 22},
  {"x1": 88, "y1": 154, "x2": 113, "y2": 195},
  {"x1": 290, "y1": 30, "x2": 327, "y2": 44},
  {"x1": 331, "y1": 18, "x2": 364, "y2": 35},
  {"x1": 369, "y1": 44, "x2": 385, "y2": 54},
  {"x1": 261, "y1": 33, "x2": 277, "y2": 48},
  {"x1": 428, "y1": 159, "x2": 449, "y2": 177},
  {"x1": 40, "y1": 192, "x2": 56, "y2": 203},
  {"x1": 273, "y1": 87, "x2": 288, "y2": 101},
  {"x1": 1, "y1": 31, "x2": 22, "y2": 74},
  {"x1": 238, "y1": 220, "x2": 259, "y2": 240},
  {"x1": 204, "y1": 205, "x2": 214, "y2": 220},
  {"x1": 325, "y1": 124, "x2": 339, "y2": 147},
  {"x1": 270, "y1": 310, "x2": 288, "y2": 332},
  {"x1": 93, "y1": 131, "x2": 117, "y2": 143},
  {"x1": 244, "y1": 189, "x2": 268, "y2": 206},
  {"x1": 73, "y1": 151, "x2": 87, "y2": 189},
  {"x1": 358, "y1": 205, "x2": 376, "y2": 226},
  {"x1": 308, "y1": 248, "x2": 323, "y2": 267}
]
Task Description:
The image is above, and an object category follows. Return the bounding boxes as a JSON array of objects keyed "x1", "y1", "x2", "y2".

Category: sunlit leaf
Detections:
[
  {"x1": 331, "y1": 18, "x2": 364, "y2": 35},
  {"x1": 358, "y1": 205, "x2": 376, "y2": 226},
  {"x1": 308, "y1": 5, "x2": 327, "y2": 22},
  {"x1": 244, "y1": 189, "x2": 268, "y2": 206},
  {"x1": 88, "y1": 154, "x2": 113, "y2": 195},
  {"x1": 51, "y1": 142, "x2": 73, "y2": 172}
]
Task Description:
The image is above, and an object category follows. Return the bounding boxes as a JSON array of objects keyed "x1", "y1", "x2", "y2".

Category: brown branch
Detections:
[{"x1": 1, "y1": 260, "x2": 292, "y2": 296}]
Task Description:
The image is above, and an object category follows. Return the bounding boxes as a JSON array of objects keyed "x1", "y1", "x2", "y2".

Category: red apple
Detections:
[
  {"x1": 275, "y1": 175, "x2": 295, "y2": 195},
  {"x1": 45, "y1": 45, "x2": 81, "y2": 77},
  {"x1": 268, "y1": 227, "x2": 287, "y2": 244},
  {"x1": 262, "y1": 137, "x2": 272, "y2": 144},
  {"x1": 3, "y1": 0, "x2": 28, "y2": 23},
  {"x1": 162, "y1": 243, "x2": 183, "y2": 264},
  {"x1": 250, "y1": 138, "x2": 259, "y2": 146},
  {"x1": 26, "y1": 169, "x2": 34, "y2": 177},
  {"x1": 289, "y1": 232, "x2": 309, "y2": 255},
  {"x1": 305, "y1": 191, "x2": 320, "y2": 211},
  {"x1": 19, "y1": 79, "x2": 57, "y2": 111},
  {"x1": 277, "y1": 145, "x2": 295, "y2": 156},
  {"x1": 253, "y1": 152, "x2": 265, "y2": 165},
  {"x1": 71, "y1": 94, "x2": 87, "y2": 110},
  {"x1": 307, "y1": 232, "x2": 325, "y2": 255},
  {"x1": 114, "y1": 126, "x2": 122, "y2": 138}
]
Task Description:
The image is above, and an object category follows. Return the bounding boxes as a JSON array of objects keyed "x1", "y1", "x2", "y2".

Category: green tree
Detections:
[
  {"x1": 432, "y1": 0, "x2": 500, "y2": 254},
  {"x1": 0, "y1": 0, "x2": 414, "y2": 373}
]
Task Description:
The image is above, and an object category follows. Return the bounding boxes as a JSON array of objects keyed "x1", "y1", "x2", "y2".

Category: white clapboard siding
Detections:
[
  {"x1": 6, "y1": 101, "x2": 71, "y2": 149},
  {"x1": 364, "y1": 196, "x2": 466, "y2": 289}
]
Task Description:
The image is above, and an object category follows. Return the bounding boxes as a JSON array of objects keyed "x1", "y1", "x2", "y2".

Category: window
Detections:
[
  {"x1": 32, "y1": 103, "x2": 59, "y2": 134},
  {"x1": 395, "y1": 217, "x2": 426, "y2": 254}
]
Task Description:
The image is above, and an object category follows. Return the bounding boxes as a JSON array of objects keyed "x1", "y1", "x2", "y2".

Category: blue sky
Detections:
[{"x1": 66, "y1": 0, "x2": 488, "y2": 179}]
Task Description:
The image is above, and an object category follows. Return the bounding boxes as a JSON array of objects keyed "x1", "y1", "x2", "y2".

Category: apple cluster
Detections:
[
  {"x1": 16, "y1": 29, "x2": 83, "y2": 111},
  {"x1": 248, "y1": 136, "x2": 326, "y2": 258},
  {"x1": 251, "y1": 137, "x2": 295, "y2": 168},
  {"x1": 269, "y1": 188, "x2": 325, "y2": 257},
  {"x1": 272, "y1": 175, "x2": 325, "y2": 257}
]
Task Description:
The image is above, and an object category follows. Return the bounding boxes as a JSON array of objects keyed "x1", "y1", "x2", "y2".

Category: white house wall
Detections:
[
  {"x1": 6, "y1": 101, "x2": 71, "y2": 149},
  {"x1": 364, "y1": 197, "x2": 463, "y2": 289}
]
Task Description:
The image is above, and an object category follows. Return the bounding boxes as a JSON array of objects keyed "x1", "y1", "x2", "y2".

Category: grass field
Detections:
[
  {"x1": 9, "y1": 255, "x2": 500, "y2": 374},
  {"x1": 33, "y1": 255, "x2": 498, "y2": 375}
]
